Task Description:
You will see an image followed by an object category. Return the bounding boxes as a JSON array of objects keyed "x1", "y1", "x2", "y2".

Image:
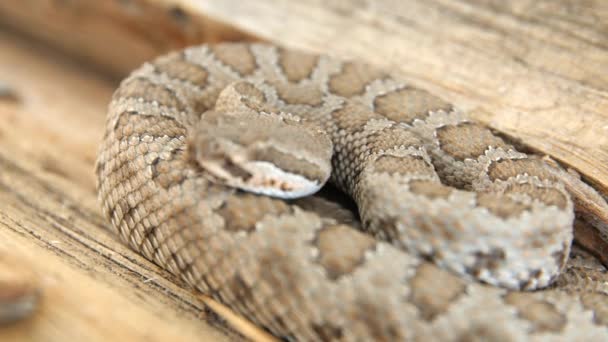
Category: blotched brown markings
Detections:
[
  {"x1": 332, "y1": 155, "x2": 363, "y2": 194},
  {"x1": 330, "y1": 104, "x2": 385, "y2": 134},
  {"x1": 254, "y1": 248, "x2": 310, "y2": 337},
  {"x1": 108, "y1": 150, "x2": 142, "y2": 184},
  {"x1": 153, "y1": 52, "x2": 209, "y2": 86},
  {"x1": 373, "y1": 154, "x2": 434, "y2": 176},
  {"x1": 328, "y1": 62, "x2": 386, "y2": 97},
  {"x1": 467, "y1": 249, "x2": 506, "y2": 277},
  {"x1": 210, "y1": 44, "x2": 257, "y2": 76},
  {"x1": 476, "y1": 193, "x2": 530, "y2": 219},
  {"x1": 150, "y1": 150, "x2": 189, "y2": 189},
  {"x1": 113, "y1": 111, "x2": 187, "y2": 139},
  {"x1": 134, "y1": 200, "x2": 203, "y2": 270},
  {"x1": 114, "y1": 77, "x2": 186, "y2": 112},
  {"x1": 234, "y1": 81, "x2": 266, "y2": 103},
  {"x1": 373, "y1": 87, "x2": 452, "y2": 124},
  {"x1": 505, "y1": 183, "x2": 568, "y2": 210},
  {"x1": 364, "y1": 217, "x2": 401, "y2": 243},
  {"x1": 311, "y1": 323, "x2": 343, "y2": 341},
  {"x1": 580, "y1": 293, "x2": 608, "y2": 326},
  {"x1": 151, "y1": 213, "x2": 210, "y2": 283},
  {"x1": 226, "y1": 81, "x2": 275, "y2": 113},
  {"x1": 223, "y1": 274, "x2": 255, "y2": 315},
  {"x1": 366, "y1": 126, "x2": 423, "y2": 154},
  {"x1": 346, "y1": 299, "x2": 404, "y2": 340},
  {"x1": 315, "y1": 224, "x2": 376, "y2": 280},
  {"x1": 407, "y1": 211, "x2": 458, "y2": 242},
  {"x1": 273, "y1": 320, "x2": 297, "y2": 342},
  {"x1": 456, "y1": 323, "x2": 511, "y2": 342},
  {"x1": 293, "y1": 196, "x2": 359, "y2": 228},
  {"x1": 504, "y1": 293, "x2": 567, "y2": 332},
  {"x1": 252, "y1": 146, "x2": 326, "y2": 183},
  {"x1": 488, "y1": 158, "x2": 556, "y2": 182},
  {"x1": 436, "y1": 122, "x2": 511, "y2": 161},
  {"x1": 277, "y1": 48, "x2": 319, "y2": 82},
  {"x1": 216, "y1": 194, "x2": 291, "y2": 233},
  {"x1": 109, "y1": 114, "x2": 187, "y2": 187},
  {"x1": 409, "y1": 263, "x2": 466, "y2": 321},
  {"x1": 214, "y1": 81, "x2": 276, "y2": 116},
  {"x1": 107, "y1": 193, "x2": 134, "y2": 231},
  {"x1": 409, "y1": 180, "x2": 452, "y2": 199},
  {"x1": 272, "y1": 82, "x2": 324, "y2": 106}
]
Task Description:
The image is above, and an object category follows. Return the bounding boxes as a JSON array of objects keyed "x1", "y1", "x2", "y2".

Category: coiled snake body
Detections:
[{"x1": 96, "y1": 43, "x2": 608, "y2": 340}]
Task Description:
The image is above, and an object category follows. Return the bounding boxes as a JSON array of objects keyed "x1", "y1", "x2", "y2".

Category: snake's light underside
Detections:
[{"x1": 96, "y1": 43, "x2": 608, "y2": 340}]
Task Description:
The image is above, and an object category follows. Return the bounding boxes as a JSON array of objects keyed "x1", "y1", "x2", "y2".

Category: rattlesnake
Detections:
[{"x1": 95, "y1": 43, "x2": 608, "y2": 340}]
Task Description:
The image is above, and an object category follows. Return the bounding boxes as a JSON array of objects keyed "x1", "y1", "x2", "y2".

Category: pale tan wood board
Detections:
[{"x1": 0, "y1": 32, "x2": 239, "y2": 341}]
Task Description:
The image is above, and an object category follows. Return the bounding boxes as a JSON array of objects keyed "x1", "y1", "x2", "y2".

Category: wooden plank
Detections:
[
  {"x1": 0, "y1": 31, "x2": 237, "y2": 341},
  {"x1": 0, "y1": 0, "x2": 259, "y2": 77}
]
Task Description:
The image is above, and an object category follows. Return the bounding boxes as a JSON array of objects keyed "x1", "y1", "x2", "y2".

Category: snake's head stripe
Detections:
[{"x1": 189, "y1": 109, "x2": 332, "y2": 199}]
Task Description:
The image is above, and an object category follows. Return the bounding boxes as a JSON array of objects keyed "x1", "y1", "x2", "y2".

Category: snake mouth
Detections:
[
  {"x1": 239, "y1": 160, "x2": 324, "y2": 198},
  {"x1": 202, "y1": 157, "x2": 323, "y2": 199}
]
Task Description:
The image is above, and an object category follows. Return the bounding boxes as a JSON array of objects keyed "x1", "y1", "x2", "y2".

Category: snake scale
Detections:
[{"x1": 96, "y1": 43, "x2": 608, "y2": 340}]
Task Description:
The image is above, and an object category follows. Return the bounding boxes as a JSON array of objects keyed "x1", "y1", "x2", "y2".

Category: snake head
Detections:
[{"x1": 189, "y1": 110, "x2": 333, "y2": 199}]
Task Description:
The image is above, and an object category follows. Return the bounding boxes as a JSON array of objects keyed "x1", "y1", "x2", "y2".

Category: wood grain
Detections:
[
  {"x1": 0, "y1": 0, "x2": 258, "y2": 78},
  {"x1": 0, "y1": 0, "x2": 606, "y2": 340},
  {"x1": 0, "y1": 31, "x2": 238, "y2": 341}
]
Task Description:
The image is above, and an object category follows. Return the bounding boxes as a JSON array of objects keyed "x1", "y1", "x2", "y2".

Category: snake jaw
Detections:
[
  {"x1": 194, "y1": 136, "x2": 326, "y2": 198},
  {"x1": 232, "y1": 160, "x2": 324, "y2": 198}
]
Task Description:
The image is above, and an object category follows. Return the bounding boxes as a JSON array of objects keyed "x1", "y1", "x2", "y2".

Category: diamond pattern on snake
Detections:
[{"x1": 96, "y1": 43, "x2": 608, "y2": 341}]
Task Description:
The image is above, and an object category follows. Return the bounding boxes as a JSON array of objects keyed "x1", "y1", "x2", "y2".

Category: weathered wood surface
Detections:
[
  {"x1": 0, "y1": 0, "x2": 258, "y2": 78},
  {"x1": 0, "y1": 31, "x2": 243, "y2": 341},
  {"x1": 0, "y1": 0, "x2": 607, "y2": 341}
]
